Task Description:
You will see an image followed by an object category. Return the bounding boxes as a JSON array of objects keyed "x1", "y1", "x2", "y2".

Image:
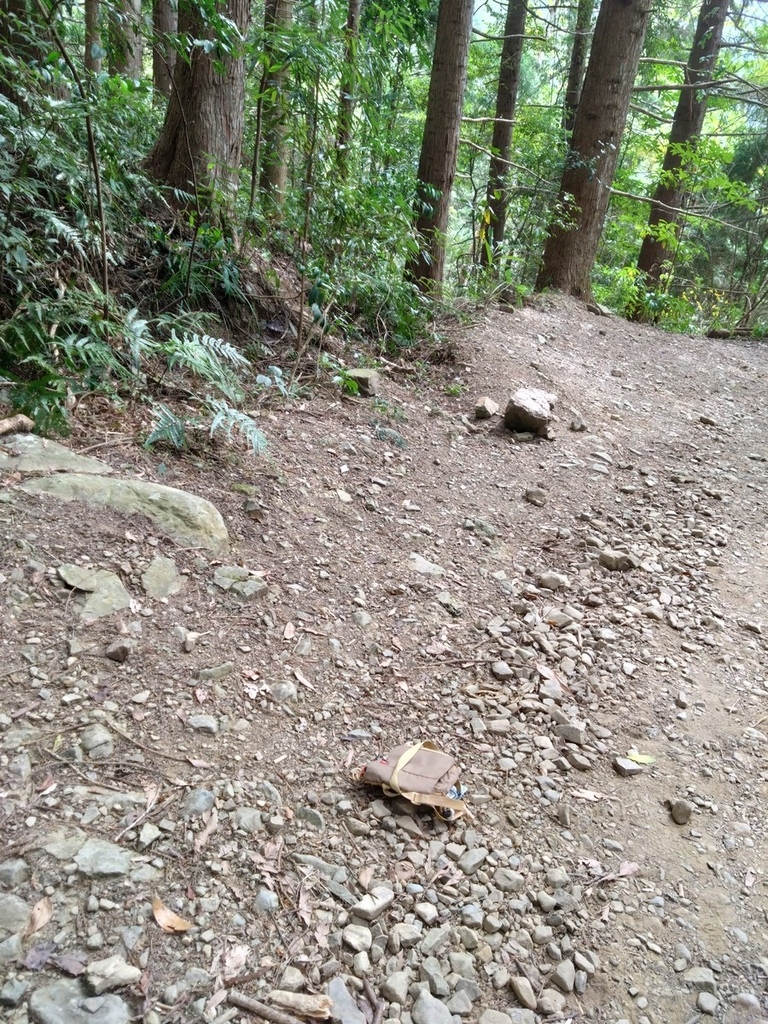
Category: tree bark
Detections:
[
  {"x1": 563, "y1": 0, "x2": 594, "y2": 136},
  {"x1": 480, "y1": 0, "x2": 527, "y2": 269},
  {"x1": 152, "y1": 0, "x2": 176, "y2": 97},
  {"x1": 335, "y1": 0, "x2": 363, "y2": 179},
  {"x1": 84, "y1": 0, "x2": 102, "y2": 74},
  {"x1": 535, "y1": 0, "x2": 651, "y2": 301},
  {"x1": 108, "y1": 0, "x2": 143, "y2": 78},
  {"x1": 404, "y1": 0, "x2": 473, "y2": 291},
  {"x1": 259, "y1": 0, "x2": 293, "y2": 216},
  {"x1": 632, "y1": 0, "x2": 729, "y2": 315},
  {"x1": 146, "y1": 0, "x2": 250, "y2": 205}
]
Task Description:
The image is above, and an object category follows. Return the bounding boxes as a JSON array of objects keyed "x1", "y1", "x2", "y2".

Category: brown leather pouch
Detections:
[{"x1": 362, "y1": 740, "x2": 466, "y2": 819}]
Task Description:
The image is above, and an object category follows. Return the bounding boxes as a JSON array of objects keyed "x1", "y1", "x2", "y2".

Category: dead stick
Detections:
[
  {"x1": 226, "y1": 991, "x2": 304, "y2": 1024},
  {"x1": 362, "y1": 977, "x2": 385, "y2": 1024}
]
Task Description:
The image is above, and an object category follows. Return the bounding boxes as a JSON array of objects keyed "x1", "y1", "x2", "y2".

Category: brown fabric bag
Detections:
[{"x1": 362, "y1": 740, "x2": 466, "y2": 818}]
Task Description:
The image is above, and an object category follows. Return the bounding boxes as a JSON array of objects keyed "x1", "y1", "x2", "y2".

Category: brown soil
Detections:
[{"x1": 1, "y1": 294, "x2": 767, "y2": 1024}]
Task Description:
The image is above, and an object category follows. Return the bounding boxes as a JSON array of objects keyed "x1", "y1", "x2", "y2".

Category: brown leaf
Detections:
[
  {"x1": 283, "y1": 622, "x2": 295, "y2": 640},
  {"x1": 358, "y1": 865, "x2": 375, "y2": 890},
  {"x1": 194, "y1": 687, "x2": 209, "y2": 704},
  {"x1": 24, "y1": 896, "x2": 53, "y2": 938},
  {"x1": 223, "y1": 944, "x2": 250, "y2": 979},
  {"x1": 152, "y1": 896, "x2": 192, "y2": 933}
]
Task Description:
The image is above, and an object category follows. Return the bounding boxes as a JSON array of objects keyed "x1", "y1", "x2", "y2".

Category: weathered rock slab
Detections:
[
  {"x1": 0, "y1": 434, "x2": 113, "y2": 476},
  {"x1": 23, "y1": 474, "x2": 228, "y2": 553}
]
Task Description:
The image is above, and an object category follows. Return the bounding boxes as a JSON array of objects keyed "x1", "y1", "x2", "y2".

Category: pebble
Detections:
[{"x1": 670, "y1": 799, "x2": 694, "y2": 825}]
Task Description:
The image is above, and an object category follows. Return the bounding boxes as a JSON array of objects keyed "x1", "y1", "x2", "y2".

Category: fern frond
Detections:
[
  {"x1": 144, "y1": 403, "x2": 188, "y2": 450},
  {"x1": 207, "y1": 397, "x2": 267, "y2": 455},
  {"x1": 36, "y1": 210, "x2": 87, "y2": 259}
]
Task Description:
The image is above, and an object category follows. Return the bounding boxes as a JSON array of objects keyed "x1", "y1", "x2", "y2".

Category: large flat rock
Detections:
[
  {"x1": 22, "y1": 474, "x2": 229, "y2": 553},
  {"x1": 0, "y1": 433, "x2": 113, "y2": 475}
]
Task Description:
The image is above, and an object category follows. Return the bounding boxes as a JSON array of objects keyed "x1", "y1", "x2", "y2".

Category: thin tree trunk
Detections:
[
  {"x1": 535, "y1": 0, "x2": 651, "y2": 301},
  {"x1": 108, "y1": 0, "x2": 143, "y2": 77},
  {"x1": 404, "y1": 0, "x2": 473, "y2": 291},
  {"x1": 147, "y1": 0, "x2": 250, "y2": 205},
  {"x1": 152, "y1": 0, "x2": 176, "y2": 97},
  {"x1": 335, "y1": 0, "x2": 362, "y2": 179},
  {"x1": 632, "y1": 0, "x2": 729, "y2": 317},
  {"x1": 259, "y1": 0, "x2": 293, "y2": 216},
  {"x1": 84, "y1": 0, "x2": 102, "y2": 74},
  {"x1": 479, "y1": 0, "x2": 527, "y2": 269},
  {"x1": 563, "y1": 0, "x2": 593, "y2": 136}
]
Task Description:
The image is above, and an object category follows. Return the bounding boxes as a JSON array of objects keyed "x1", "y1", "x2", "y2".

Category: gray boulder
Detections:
[{"x1": 504, "y1": 387, "x2": 557, "y2": 437}]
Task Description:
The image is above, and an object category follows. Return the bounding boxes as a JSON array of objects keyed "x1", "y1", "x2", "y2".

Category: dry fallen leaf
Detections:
[
  {"x1": 283, "y1": 621, "x2": 295, "y2": 640},
  {"x1": 572, "y1": 788, "x2": 608, "y2": 802},
  {"x1": 194, "y1": 808, "x2": 219, "y2": 853},
  {"x1": 152, "y1": 896, "x2": 192, "y2": 933},
  {"x1": 24, "y1": 896, "x2": 53, "y2": 938},
  {"x1": 223, "y1": 944, "x2": 250, "y2": 979}
]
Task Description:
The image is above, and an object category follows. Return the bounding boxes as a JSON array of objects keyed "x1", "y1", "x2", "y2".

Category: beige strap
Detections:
[{"x1": 388, "y1": 741, "x2": 427, "y2": 795}]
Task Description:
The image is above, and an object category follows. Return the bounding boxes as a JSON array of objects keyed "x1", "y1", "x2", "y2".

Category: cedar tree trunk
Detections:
[
  {"x1": 404, "y1": 0, "x2": 473, "y2": 291},
  {"x1": 259, "y1": 0, "x2": 293, "y2": 215},
  {"x1": 536, "y1": 0, "x2": 651, "y2": 300},
  {"x1": 480, "y1": 0, "x2": 527, "y2": 268},
  {"x1": 563, "y1": 0, "x2": 593, "y2": 136},
  {"x1": 632, "y1": 0, "x2": 728, "y2": 314},
  {"x1": 84, "y1": 0, "x2": 102, "y2": 74},
  {"x1": 108, "y1": 0, "x2": 143, "y2": 77},
  {"x1": 335, "y1": 0, "x2": 362, "y2": 179},
  {"x1": 147, "y1": 0, "x2": 249, "y2": 203},
  {"x1": 152, "y1": 0, "x2": 177, "y2": 97}
]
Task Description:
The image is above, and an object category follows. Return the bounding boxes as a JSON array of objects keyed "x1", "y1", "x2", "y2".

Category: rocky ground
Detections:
[{"x1": 1, "y1": 295, "x2": 767, "y2": 1024}]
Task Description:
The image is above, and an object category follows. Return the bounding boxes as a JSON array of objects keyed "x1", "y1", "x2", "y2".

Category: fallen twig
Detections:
[
  {"x1": 363, "y1": 977, "x2": 385, "y2": 1024},
  {"x1": 227, "y1": 991, "x2": 304, "y2": 1024}
]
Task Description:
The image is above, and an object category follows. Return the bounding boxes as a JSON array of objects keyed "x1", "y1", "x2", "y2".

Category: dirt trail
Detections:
[{"x1": 1, "y1": 295, "x2": 767, "y2": 1024}]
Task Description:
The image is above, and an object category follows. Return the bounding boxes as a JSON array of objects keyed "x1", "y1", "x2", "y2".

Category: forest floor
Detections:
[{"x1": 1, "y1": 294, "x2": 767, "y2": 1024}]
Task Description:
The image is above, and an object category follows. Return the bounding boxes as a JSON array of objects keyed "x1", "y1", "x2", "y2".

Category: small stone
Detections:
[
  {"x1": 345, "y1": 368, "x2": 380, "y2": 397},
  {"x1": 697, "y1": 992, "x2": 719, "y2": 1015},
  {"x1": 87, "y1": 955, "x2": 142, "y2": 994},
  {"x1": 80, "y1": 723, "x2": 114, "y2": 759},
  {"x1": 504, "y1": 387, "x2": 557, "y2": 436},
  {"x1": 494, "y1": 868, "x2": 524, "y2": 892},
  {"x1": 198, "y1": 662, "x2": 234, "y2": 681},
  {"x1": 0, "y1": 978, "x2": 28, "y2": 1007},
  {"x1": 380, "y1": 971, "x2": 411, "y2": 1005},
  {"x1": 74, "y1": 839, "x2": 132, "y2": 877},
  {"x1": 350, "y1": 886, "x2": 394, "y2": 922},
  {"x1": 537, "y1": 989, "x2": 566, "y2": 1015},
  {"x1": 599, "y1": 548, "x2": 639, "y2": 571},
  {"x1": 141, "y1": 556, "x2": 182, "y2": 598},
  {"x1": 342, "y1": 924, "x2": 372, "y2": 953},
  {"x1": 458, "y1": 848, "x2": 488, "y2": 875},
  {"x1": 510, "y1": 976, "x2": 537, "y2": 1010},
  {"x1": 475, "y1": 397, "x2": 499, "y2": 420},
  {"x1": 524, "y1": 486, "x2": 547, "y2": 507},
  {"x1": 612, "y1": 757, "x2": 644, "y2": 777},
  {"x1": 327, "y1": 976, "x2": 367, "y2": 1024},
  {"x1": 491, "y1": 661, "x2": 514, "y2": 680},
  {"x1": 29, "y1": 979, "x2": 129, "y2": 1024},
  {"x1": 281, "y1": 967, "x2": 304, "y2": 992},
  {"x1": 270, "y1": 681, "x2": 298, "y2": 702},
  {"x1": 537, "y1": 571, "x2": 569, "y2": 591},
  {"x1": 412, "y1": 989, "x2": 452, "y2": 1024},
  {"x1": 138, "y1": 823, "x2": 161, "y2": 849},
  {"x1": 187, "y1": 714, "x2": 218, "y2": 734},
  {"x1": 296, "y1": 806, "x2": 325, "y2": 830},
  {"x1": 0, "y1": 894, "x2": 30, "y2": 936},
  {"x1": 670, "y1": 799, "x2": 694, "y2": 825},
  {"x1": 478, "y1": 1012, "x2": 512, "y2": 1024},
  {"x1": 551, "y1": 958, "x2": 576, "y2": 993},
  {"x1": 0, "y1": 859, "x2": 30, "y2": 887},
  {"x1": 105, "y1": 640, "x2": 133, "y2": 663},
  {"x1": 231, "y1": 807, "x2": 263, "y2": 833},
  {"x1": 183, "y1": 789, "x2": 215, "y2": 818},
  {"x1": 683, "y1": 967, "x2": 717, "y2": 994}
]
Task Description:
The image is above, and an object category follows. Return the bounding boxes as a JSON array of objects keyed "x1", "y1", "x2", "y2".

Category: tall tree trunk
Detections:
[
  {"x1": 108, "y1": 0, "x2": 143, "y2": 77},
  {"x1": 404, "y1": 0, "x2": 473, "y2": 291},
  {"x1": 631, "y1": 0, "x2": 729, "y2": 317},
  {"x1": 0, "y1": 0, "x2": 53, "y2": 102},
  {"x1": 147, "y1": 0, "x2": 250, "y2": 205},
  {"x1": 259, "y1": 0, "x2": 293, "y2": 216},
  {"x1": 84, "y1": 0, "x2": 102, "y2": 74},
  {"x1": 152, "y1": 0, "x2": 176, "y2": 97},
  {"x1": 335, "y1": 0, "x2": 362, "y2": 179},
  {"x1": 563, "y1": 0, "x2": 593, "y2": 136},
  {"x1": 535, "y1": 0, "x2": 651, "y2": 301},
  {"x1": 479, "y1": 0, "x2": 527, "y2": 269}
]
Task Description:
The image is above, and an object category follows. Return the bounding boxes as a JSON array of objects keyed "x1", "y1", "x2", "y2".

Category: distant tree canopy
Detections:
[{"x1": 1, "y1": 0, "x2": 768, "y2": 434}]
